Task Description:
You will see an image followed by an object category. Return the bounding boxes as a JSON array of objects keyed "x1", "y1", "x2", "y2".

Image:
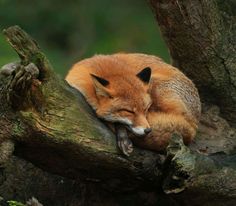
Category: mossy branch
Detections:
[
  {"x1": 1, "y1": 26, "x2": 236, "y2": 205},
  {"x1": 0, "y1": 26, "x2": 165, "y2": 189}
]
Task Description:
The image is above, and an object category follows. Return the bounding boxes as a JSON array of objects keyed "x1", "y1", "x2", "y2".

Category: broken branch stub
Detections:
[{"x1": 3, "y1": 25, "x2": 52, "y2": 80}]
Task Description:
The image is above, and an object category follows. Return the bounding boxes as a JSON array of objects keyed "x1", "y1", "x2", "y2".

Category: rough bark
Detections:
[
  {"x1": 0, "y1": 26, "x2": 165, "y2": 190},
  {"x1": 1, "y1": 26, "x2": 236, "y2": 206},
  {"x1": 148, "y1": 0, "x2": 236, "y2": 124}
]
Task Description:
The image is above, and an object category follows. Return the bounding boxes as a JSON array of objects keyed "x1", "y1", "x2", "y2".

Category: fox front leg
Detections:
[{"x1": 115, "y1": 123, "x2": 133, "y2": 156}]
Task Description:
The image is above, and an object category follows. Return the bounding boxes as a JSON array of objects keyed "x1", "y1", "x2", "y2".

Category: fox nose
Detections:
[{"x1": 144, "y1": 128, "x2": 152, "y2": 134}]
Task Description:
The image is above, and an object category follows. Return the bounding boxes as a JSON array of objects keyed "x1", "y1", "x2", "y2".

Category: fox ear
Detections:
[
  {"x1": 90, "y1": 74, "x2": 110, "y2": 97},
  {"x1": 136, "y1": 67, "x2": 151, "y2": 84}
]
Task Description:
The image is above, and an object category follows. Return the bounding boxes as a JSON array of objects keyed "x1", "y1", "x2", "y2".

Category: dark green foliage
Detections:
[{"x1": 0, "y1": 0, "x2": 169, "y2": 76}]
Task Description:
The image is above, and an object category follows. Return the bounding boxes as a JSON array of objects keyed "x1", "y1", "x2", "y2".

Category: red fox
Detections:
[{"x1": 66, "y1": 53, "x2": 201, "y2": 155}]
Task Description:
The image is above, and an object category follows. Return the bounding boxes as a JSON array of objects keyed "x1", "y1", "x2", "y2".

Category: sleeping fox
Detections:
[{"x1": 66, "y1": 53, "x2": 201, "y2": 155}]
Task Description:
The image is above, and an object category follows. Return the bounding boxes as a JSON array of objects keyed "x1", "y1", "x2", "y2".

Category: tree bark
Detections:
[
  {"x1": 0, "y1": 26, "x2": 165, "y2": 190},
  {"x1": 1, "y1": 25, "x2": 236, "y2": 205},
  {"x1": 148, "y1": 0, "x2": 236, "y2": 124}
]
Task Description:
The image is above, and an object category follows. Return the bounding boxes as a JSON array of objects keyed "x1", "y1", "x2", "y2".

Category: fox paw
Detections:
[
  {"x1": 117, "y1": 129, "x2": 133, "y2": 156},
  {"x1": 117, "y1": 136, "x2": 133, "y2": 156},
  {"x1": 115, "y1": 124, "x2": 133, "y2": 156}
]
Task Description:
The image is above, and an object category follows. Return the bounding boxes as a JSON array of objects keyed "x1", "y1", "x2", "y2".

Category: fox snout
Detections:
[
  {"x1": 128, "y1": 126, "x2": 152, "y2": 136},
  {"x1": 127, "y1": 115, "x2": 151, "y2": 136}
]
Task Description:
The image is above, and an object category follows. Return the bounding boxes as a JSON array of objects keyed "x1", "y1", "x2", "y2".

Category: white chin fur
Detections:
[
  {"x1": 102, "y1": 115, "x2": 132, "y2": 126},
  {"x1": 117, "y1": 118, "x2": 132, "y2": 125},
  {"x1": 130, "y1": 127, "x2": 146, "y2": 136}
]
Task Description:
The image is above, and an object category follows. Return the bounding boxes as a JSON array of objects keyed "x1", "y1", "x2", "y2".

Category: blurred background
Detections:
[{"x1": 0, "y1": 0, "x2": 170, "y2": 77}]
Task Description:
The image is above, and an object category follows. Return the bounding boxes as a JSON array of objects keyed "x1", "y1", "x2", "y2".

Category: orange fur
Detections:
[
  {"x1": 130, "y1": 112, "x2": 197, "y2": 151},
  {"x1": 66, "y1": 53, "x2": 201, "y2": 151}
]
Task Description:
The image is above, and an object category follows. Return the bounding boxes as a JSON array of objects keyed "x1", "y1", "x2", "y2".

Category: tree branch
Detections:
[
  {"x1": 0, "y1": 26, "x2": 164, "y2": 190},
  {"x1": 1, "y1": 26, "x2": 236, "y2": 205}
]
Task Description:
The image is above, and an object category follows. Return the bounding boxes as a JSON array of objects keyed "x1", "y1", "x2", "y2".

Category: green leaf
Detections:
[{"x1": 7, "y1": 200, "x2": 25, "y2": 206}]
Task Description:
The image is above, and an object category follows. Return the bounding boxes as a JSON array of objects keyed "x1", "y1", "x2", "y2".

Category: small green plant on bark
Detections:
[{"x1": 7, "y1": 200, "x2": 25, "y2": 206}]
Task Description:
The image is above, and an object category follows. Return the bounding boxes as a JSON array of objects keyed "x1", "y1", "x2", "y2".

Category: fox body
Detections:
[{"x1": 66, "y1": 53, "x2": 201, "y2": 153}]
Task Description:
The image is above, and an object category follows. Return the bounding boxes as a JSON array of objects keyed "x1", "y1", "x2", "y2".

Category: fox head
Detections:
[{"x1": 90, "y1": 67, "x2": 152, "y2": 136}]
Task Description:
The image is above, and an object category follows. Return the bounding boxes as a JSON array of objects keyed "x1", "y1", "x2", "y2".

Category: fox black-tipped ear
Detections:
[
  {"x1": 90, "y1": 74, "x2": 109, "y2": 86},
  {"x1": 90, "y1": 74, "x2": 110, "y2": 97},
  {"x1": 136, "y1": 67, "x2": 151, "y2": 84}
]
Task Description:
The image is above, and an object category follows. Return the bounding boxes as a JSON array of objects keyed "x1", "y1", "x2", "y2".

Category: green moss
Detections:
[
  {"x1": 7, "y1": 200, "x2": 25, "y2": 206},
  {"x1": 12, "y1": 121, "x2": 25, "y2": 137}
]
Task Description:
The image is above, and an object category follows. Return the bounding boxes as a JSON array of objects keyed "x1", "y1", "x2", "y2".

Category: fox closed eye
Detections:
[{"x1": 117, "y1": 109, "x2": 134, "y2": 114}]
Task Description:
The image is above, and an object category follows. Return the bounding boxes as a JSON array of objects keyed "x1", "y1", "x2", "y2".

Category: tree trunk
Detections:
[
  {"x1": 148, "y1": 0, "x2": 236, "y2": 124},
  {"x1": 0, "y1": 20, "x2": 236, "y2": 206}
]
